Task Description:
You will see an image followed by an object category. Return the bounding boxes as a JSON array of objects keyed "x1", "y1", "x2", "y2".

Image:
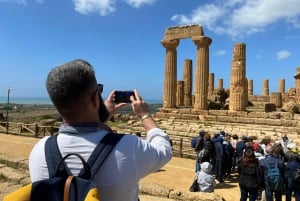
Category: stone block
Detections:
[
  {"x1": 191, "y1": 109, "x2": 209, "y2": 115},
  {"x1": 236, "y1": 117, "x2": 256, "y2": 124},
  {"x1": 217, "y1": 116, "x2": 238, "y2": 122},
  {"x1": 248, "y1": 112, "x2": 269, "y2": 118},
  {"x1": 208, "y1": 110, "x2": 228, "y2": 116},
  {"x1": 255, "y1": 118, "x2": 282, "y2": 126},
  {"x1": 177, "y1": 109, "x2": 192, "y2": 114},
  {"x1": 268, "y1": 112, "x2": 281, "y2": 119},
  {"x1": 202, "y1": 115, "x2": 217, "y2": 122},
  {"x1": 265, "y1": 103, "x2": 276, "y2": 112},
  {"x1": 228, "y1": 111, "x2": 248, "y2": 117}
]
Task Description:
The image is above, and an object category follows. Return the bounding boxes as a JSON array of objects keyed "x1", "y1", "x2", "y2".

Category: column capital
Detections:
[
  {"x1": 192, "y1": 36, "x2": 212, "y2": 48},
  {"x1": 161, "y1": 39, "x2": 180, "y2": 50}
]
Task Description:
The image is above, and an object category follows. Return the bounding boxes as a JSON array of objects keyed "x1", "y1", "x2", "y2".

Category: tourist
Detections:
[
  {"x1": 197, "y1": 162, "x2": 216, "y2": 192},
  {"x1": 222, "y1": 135, "x2": 234, "y2": 179},
  {"x1": 193, "y1": 130, "x2": 206, "y2": 172},
  {"x1": 278, "y1": 133, "x2": 293, "y2": 154},
  {"x1": 236, "y1": 135, "x2": 248, "y2": 165},
  {"x1": 259, "y1": 144, "x2": 285, "y2": 201},
  {"x1": 285, "y1": 152, "x2": 300, "y2": 201},
  {"x1": 238, "y1": 146, "x2": 263, "y2": 201},
  {"x1": 213, "y1": 133, "x2": 224, "y2": 183},
  {"x1": 260, "y1": 136, "x2": 271, "y2": 155},
  {"x1": 28, "y1": 59, "x2": 173, "y2": 201},
  {"x1": 230, "y1": 134, "x2": 239, "y2": 171}
]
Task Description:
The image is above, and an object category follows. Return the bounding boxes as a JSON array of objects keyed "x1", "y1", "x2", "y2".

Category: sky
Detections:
[{"x1": 0, "y1": 0, "x2": 300, "y2": 101}]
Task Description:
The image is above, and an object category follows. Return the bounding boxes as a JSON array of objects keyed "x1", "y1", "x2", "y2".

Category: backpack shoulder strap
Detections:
[
  {"x1": 80, "y1": 133, "x2": 125, "y2": 178},
  {"x1": 262, "y1": 158, "x2": 271, "y2": 169},
  {"x1": 45, "y1": 135, "x2": 64, "y2": 178}
]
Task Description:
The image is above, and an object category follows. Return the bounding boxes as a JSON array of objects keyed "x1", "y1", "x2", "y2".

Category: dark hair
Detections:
[
  {"x1": 242, "y1": 146, "x2": 256, "y2": 168},
  {"x1": 46, "y1": 59, "x2": 97, "y2": 117},
  {"x1": 272, "y1": 143, "x2": 284, "y2": 157}
]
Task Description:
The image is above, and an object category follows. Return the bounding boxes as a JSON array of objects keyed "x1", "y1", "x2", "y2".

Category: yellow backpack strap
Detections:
[
  {"x1": 84, "y1": 188, "x2": 100, "y2": 201},
  {"x1": 3, "y1": 183, "x2": 32, "y2": 201}
]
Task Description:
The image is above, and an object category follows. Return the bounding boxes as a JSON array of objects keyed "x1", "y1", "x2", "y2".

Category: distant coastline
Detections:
[{"x1": 0, "y1": 96, "x2": 162, "y2": 105}]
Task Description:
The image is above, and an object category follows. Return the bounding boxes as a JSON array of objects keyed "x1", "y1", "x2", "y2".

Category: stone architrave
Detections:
[
  {"x1": 262, "y1": 79, "x2": 269, "y2": 96},
  {"x1": 176, "y1": 81, "x2": 184, "y2": 106},
  {"x1": 183, "y1": 59, "x2": 193, "y2": 107},
  {"x1": 218, "y1": 79, "x2": 223, "y2": 89},
  {"x1": 270, "y1": 92, "x2": 282, "y2": 108},
  {"x1": 192, "y1": 36, "x2": 212, "y2": 110},
  {"x1": 294, "y1": 67, "x2": 300, "y2": 104},
  {"x1": 163, "y1": 24, "x2": 204, "y2": 41},
  {"x1": 248, "y1": 79, "x2": 253, "y2": 96},
  {"x1": 208, "y1": 73, "x2": 214, "y2": 99},
  {"x1": 161, "y1": 24, "x2": 203, "y2": 109},
  {"x1": 279, "y1": 79, "x2": 285, "y2": 94},
  {"x1": 229, "y1": 43, "x2": 247, "y2": 111},
  {"x1": 161, "y1": 40, "x2": 179, "y2": 108}
]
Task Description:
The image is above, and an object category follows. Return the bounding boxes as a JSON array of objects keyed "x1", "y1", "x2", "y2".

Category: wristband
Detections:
[{"x1": 140, "y1": 113, "x2": 152, "y2": 121}]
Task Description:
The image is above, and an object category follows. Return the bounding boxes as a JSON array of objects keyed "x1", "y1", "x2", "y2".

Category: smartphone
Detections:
[{"x1": 115, "y1": 91, "x2": 135, "y2": 103}]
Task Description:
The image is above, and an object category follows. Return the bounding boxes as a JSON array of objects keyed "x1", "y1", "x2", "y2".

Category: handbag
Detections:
[{"x1": 189, "y1": 174, "x2": 200, "y2": 192}]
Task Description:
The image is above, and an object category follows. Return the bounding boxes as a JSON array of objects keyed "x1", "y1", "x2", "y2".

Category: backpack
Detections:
[
  {"x1": 262, "y1": 158, "x2": 283, "y2": 191},
  {"x1": 4, "y1": 133, "x2": 124, "y2": 201},
  {"x1": 291, "y1": 166, "x2": 300, "y2": 182},
  {"x1": 197, "y1": 148, "x2": 210, "y2": 163}
]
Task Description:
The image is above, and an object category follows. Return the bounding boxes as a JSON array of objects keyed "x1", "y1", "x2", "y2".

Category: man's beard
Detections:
[{"x1": 98, "y1": 94, "x2": 109, "y2": 123}]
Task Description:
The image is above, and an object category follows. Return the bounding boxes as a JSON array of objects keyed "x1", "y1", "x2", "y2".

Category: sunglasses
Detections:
[{"x1": 97, "y1": 83, "x2": 103, "y2": 94}]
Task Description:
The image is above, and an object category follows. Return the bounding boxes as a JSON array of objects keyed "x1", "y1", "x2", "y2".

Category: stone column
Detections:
[
  {"x1": 248, "y1": 79, "x2": 253, "y2": 96},
  {"x1": 294, "y1": 67, "x2": 300, "y2": 104},
  {"x1": 183, "y1": 59, "x2": 193, "y2": 107},
  {"x1": 270, "y1": 92, "x2": 282, "y2": 108},
  {"x1": 229, "y1": 43, "x2": 247, "y2": 111},
  {"x1": 208, "y1": 73, "x2": 214, "y2": 99},
  {"x1": 192, "y1": 36, "x2": 212, "y2": 110},
  {"x1": 262, "y1": 79, "x2": 269, "y2": 96},
  {"x1": 161, "y1": 39, "x2": 179, "y2": 108},
  {"x1": 279, "y1": 79, "x2": 285, "y2": 94},
  {"x1": 218, "y1": 79, "x2": 223, "y2": 89},
  {"x1": 176, "y1": 81, "x2": 184, "y2": 107},
  {"x1": 245, "y1": 78, "x2": 248, "y2": 106}
]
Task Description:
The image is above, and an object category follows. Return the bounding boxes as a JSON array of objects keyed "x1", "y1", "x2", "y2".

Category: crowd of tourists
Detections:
[{"x1": 191, "y1": 130, "x2": 300, "y2": 201}]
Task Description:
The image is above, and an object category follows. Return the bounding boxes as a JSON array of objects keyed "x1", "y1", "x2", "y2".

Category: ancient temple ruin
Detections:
[{"x1": 160, "y1": 24, "x2": 300, "y2": 114}]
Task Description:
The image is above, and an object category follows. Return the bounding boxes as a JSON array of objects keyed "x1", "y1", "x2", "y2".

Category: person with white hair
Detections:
[{"x1": 197, "y1": 162, "x2": 216, "y2": 192}]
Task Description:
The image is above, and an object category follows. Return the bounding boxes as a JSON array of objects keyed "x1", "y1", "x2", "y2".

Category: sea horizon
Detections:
[{"x1": 0, "y1": 96, "x2": 162, "y2": 105}]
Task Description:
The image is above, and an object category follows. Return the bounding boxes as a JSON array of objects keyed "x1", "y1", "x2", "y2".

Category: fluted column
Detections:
[
  {"x1": 294, "y1": 67, "x2": 300, "y2": 104},
  {"x1": 208, "y1": 73, "x2": 214, "y2": 99},
  {"x1": 229, "y1": 43, "x2": 246, "y2": 111},
  {"x1": 279, "y1": 79, "x2": 285, "y2": 94},
  {"x1": 183, "y1": 59, "x2": 193, "y2": 107},
  {"x1": 176, "y1": 81, "x2": 184, "y2": 107},
  {"x1": 161, "y1": 39, "x2": 179, "y2": 108},
  {"x1": 192, "y1": 36, "x2": 212, "y2": 110},
  {"x1": 270, "y1": 92, "x2": 282, "y2": 108},
  {"x1": 248, "y1": 79, "x2": 253, "y2": 96},
  {"x1": 262, "y1": 79, "x2": 269, "y2": 96},
  {"x1": 218, "y1": 79, "x2": 223, "y2": 89}
]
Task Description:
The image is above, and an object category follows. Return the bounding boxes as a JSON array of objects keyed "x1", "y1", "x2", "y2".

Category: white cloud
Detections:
[
  {"x1": 215, "y1": 49, "x2": 226, "y2": 56},
  {"x1": 72, "y1": 0, "x2": 116, "y2": 16},
  {"x1": 71, "y1": 0, "x2": 156, "y2": 15},
  {"x1": 123, "y1": 0, "x2": 156, "y2": 8},
  {"x1": 171, "y1": 0, "x2": 300, "y2": 39},
  {"x1": 0, "y1": 0, "x2": 26, "y2": 4},
  {"x1": 276, "y1": 50, "x2": 291, "y2": 60}
]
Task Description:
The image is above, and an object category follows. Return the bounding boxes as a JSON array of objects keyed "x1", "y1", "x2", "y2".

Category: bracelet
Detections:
[{"x1": 140, "y1": 113, "x2": 152, "y2": 121}]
